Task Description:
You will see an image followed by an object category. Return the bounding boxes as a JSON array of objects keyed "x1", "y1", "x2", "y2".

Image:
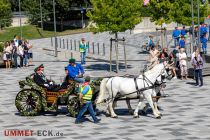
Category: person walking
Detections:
[
  {"x1": 192, "y1": 51, "x2": 204, "y2": 87},
  {"x1": 75, "y1": 76, "x2": 101, "y2": 124},
  {"x1": 11, "y1": 40, "x2": 18, "y2": 68},
  {"x1": 79, "y1": 38, "x2": 88, "y2": 64},
  {"x1": 179, "y1": 48, "x2": 188, "y2": 80},
  {"x1": 179, "y1": 36, "x2": 185, "y2": 49},
  {"x1": 181, "y1": 26, "x2": 187, "y2": 40},
  {"x1": 23, "y1": 40, "x2": 29, "y2": 67}
]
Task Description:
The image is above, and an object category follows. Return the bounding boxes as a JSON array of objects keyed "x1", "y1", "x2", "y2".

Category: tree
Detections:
[
  {"x1": 22, "y1": 0, "x2": 88, "y2": 31},
  {"x1": 0, "y1": 0, "x2": 12, "y2": 29},
  {"x1": 87, "y1": 0, "x2": 143, "y2": 72}
]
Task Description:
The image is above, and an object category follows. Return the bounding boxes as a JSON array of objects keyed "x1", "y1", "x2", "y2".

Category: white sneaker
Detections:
[{"x1": 172, "y1": 76, "x2": 177, "y2": 79}]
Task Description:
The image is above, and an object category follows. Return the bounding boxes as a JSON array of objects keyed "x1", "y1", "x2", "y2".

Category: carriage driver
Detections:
[
  {"x1": 33, "y1": 64, "x2": 61, "y2": 91},
  {"x1": 75, "y1": 76, "x2": 101, "y2": 124},
  {"x1": 66, "y1": 58, "x2": 85, "y2": 83}
]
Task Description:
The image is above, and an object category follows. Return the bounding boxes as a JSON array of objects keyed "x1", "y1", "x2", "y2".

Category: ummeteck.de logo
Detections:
[{"x1": 4, "y1": 129, "x2": 64, "y2": 137}]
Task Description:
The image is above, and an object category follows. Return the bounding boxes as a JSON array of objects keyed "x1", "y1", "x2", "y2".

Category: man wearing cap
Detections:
[
  {"x1": 75, "y1": 76, "x2": 101, "y2": 124},
  {"x1": 79, "y1": 38, "x2": 89, "y2": 64},
  {"x1": 66, "y1": 58, "x2": 85, "y2": 83},
  {"x1": 33, "y1": 64, "x2": 60, "y2": 91}
]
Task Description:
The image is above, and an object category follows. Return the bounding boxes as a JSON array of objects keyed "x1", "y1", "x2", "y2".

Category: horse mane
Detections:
[{"x1": 144, "y1": 63, "x2": 164, "y2": 76}]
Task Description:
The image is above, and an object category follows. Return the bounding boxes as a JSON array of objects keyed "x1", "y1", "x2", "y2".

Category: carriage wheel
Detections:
[
  {"x1": 67, "y1": 96, "x2": 80, "y2": 117},
  {"x1": 15, "y1": 89, "x2": 42, "y2": 116}
]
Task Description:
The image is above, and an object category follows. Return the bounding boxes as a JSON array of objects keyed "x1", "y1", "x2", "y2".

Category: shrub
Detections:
[{"x1": 0, "y1": 43, "x2": 4, "y2": 52}]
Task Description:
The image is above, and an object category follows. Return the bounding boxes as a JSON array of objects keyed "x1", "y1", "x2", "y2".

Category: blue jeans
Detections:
[
  {"x1": 74, "y1": 77, "x2": 85, "y2": 83},
  {"x1": 75, "y1": 101, "x2": 97, "y2": 122},
  {"x1": 202, "y1": 47, "x2": 207, "y2": 54},
  {"x1": 80, "y1": 52, "x2": 86, "y2": 64},
  {"x1": 13, "y1": 54, "x2": 18, "y2": 68},
  {"x1": 174, "y1": 37, "x2": 180, "y2": 47},
  {"x1": 23, "y1": 54, "x2": 28, "y2": 66},
  {"x1": 195, "y1": 69, "x2": 203, "y2": 86}
]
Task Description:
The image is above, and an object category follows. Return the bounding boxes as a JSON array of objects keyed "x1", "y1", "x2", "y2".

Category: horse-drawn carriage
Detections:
[{"x1": 15, "y1": 75, "x2": 101, "y2": 117}]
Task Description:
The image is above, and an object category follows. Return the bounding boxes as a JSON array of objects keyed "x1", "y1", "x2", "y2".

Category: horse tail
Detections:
[{"x1": 96, "y1": 78, "x2": 109, "y2": 104}]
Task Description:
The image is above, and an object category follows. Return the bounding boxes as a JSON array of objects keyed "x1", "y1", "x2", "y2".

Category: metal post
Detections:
[
  {"x1": 103, "y1": 43, "x2": 105, "y2": 56},
  {"x1": 70, "y1": 40, "x2": 72, "y2": 50},
  {"x1": 51, "y1": 37, "x2": 53, "y2": 47},
  {"x1": 60, "y1": 38, "x2": 61, "y2": 48},
  {"x1": 81, "y1": 8, "x2": 84, "y2": 28},
  {"x1": 110, "y1": 38, "x2": 112, "y2": 72},
  {"x1": 53, "y1": 0, "x2": 57, "y2": 57},
  {"x1": 92, "y1": 42, "x2": 95, "y2": 54},
  {"x1": 18, "y1": 0, "x2": 23, "y2": 39},
  {"x1": 87, "y1": 41, "x2": 90, "y2": 53},
  {"x1": 74, "y1": 40, "x2": 76, "y2": 50},
  {"x1": 40, "y1": 0, "x2": 43, "y2": 29},
  {"x1": 97, "y1": 43, "x2": 99, "y2": 54},
  {"x1": 67, "y1": 39, "x2": 69, "y2": 50},
  {"x1": 63, "y1": 39, "x2": 65, "y2": 49},
  {"x1": 197, "y1": 0, "x2": 200, "y2": 48},
  {"x1": 191, "y1": 0, "x2": 195, "y2": 53},
  {"x1": 123, "y1": 37, "x2": 127, "y2": 71},
  {"x1": 115, "y1": 33, "x2": 119, "y2": 73}
]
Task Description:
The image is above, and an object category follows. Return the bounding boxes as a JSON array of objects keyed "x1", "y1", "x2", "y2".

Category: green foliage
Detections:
[
  {"x1": 148, "y1": 0, "x2": 209, "y2": 26},
  {"x1": 87, "y1": 0, "x2": 143, "y2": 33},
  {"x1": 0, "y1": 42, "x2": 4, "y2": 52},
  {"x1": 0, "y1": 0, "x2": 12, "y2": 28}
]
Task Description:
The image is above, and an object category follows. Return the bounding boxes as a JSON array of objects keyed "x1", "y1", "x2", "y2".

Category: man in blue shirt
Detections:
[
  {"x1": 200, "y1": 22, "x2": 207, "y2": 39},
  {"x1": 201, "y1": 34, "x2": 208, "y2": 54},
  {"x1": 172, "y1": 27, "x2": 181, "y2": 47},
  {"x1": 181, "y1": 26, "x2": 187, "y2": 39},
  {"x1": 66, "y1": 58, "x2": 85, "y2": 83}
]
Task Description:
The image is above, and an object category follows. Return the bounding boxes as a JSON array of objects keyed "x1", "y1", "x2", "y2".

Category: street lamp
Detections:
[
  {"x1": 40, "y1": 0, "x2": 43, "y2": 29},
  {"x1": 197, "y1": 0, "x2": 200, "y2": 48},
  {"x1": 53, "y1": 0, "x2": 58, "y2": 57},
  {"x1": 191, "y1": 0, "x2": 195, "y2": 52},
  {"x1": 18, "y1": 0, "x2": 23, "y2": 39}
]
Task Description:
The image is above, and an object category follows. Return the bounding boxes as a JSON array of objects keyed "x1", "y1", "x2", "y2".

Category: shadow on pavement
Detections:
[{"x1": 85, "y1": 63, "x2": 133, "y2": 71}]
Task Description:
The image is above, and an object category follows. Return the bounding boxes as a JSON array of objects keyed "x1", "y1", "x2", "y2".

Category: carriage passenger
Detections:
[
  {"x1": 66, "y1": 58, "x2": 85, "y2": 83},
  {"x1": 33, "y1": 64, "x2": 61, "y2": 91}
]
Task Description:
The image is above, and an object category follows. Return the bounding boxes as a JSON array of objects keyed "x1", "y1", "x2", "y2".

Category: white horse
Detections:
[{"x1": 97, "y1": 63, "x2": 171, "y2": 119}]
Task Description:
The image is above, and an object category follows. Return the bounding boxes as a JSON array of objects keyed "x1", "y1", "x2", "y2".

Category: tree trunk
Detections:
[
  {"x1": 60, "y1": 16, "x2": 64, "y2": 31},
  {"x1": 115, "y1": 32, "x2": 119, "y2": 73}
]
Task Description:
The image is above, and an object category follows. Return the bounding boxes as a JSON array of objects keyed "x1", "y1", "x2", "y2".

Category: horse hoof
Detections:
[
  {"x1": 112, "y1": 116, "x2": 118, "y2": 118},
  {"x1": 156, "y1": 116, "x2": 161, "y2": 119},
  {"x1": 159, "y1": 113, "x2": 163, "y2": 116},
  {"x1": 133, "y1": 115, "x2": 139, "y2": 118}
]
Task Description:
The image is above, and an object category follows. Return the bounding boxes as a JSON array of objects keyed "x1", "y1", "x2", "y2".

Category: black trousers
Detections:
[{"x1": 195, "y1": 69, "x2": 203, "y2": 86}]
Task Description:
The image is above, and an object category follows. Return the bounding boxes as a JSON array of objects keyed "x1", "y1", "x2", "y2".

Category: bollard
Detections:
[
  {"x1": 70, "y1": 40, "x2": 72, "y2": 50},
  {"x1": 63, "y1": 39, "x2": 65, "y2": 49},
  {"x1": 74, "y1": 40, "x2": 76, "y2": 51},
  {"x1": 88, "y1": 41, "x2": 90, "y2": 53},
  {"x1": 97, "y1": 43, "x2": 99, "y2": 55},
  {"x1": 71, "y1": 52, "x2": 73, "y2": 58},
  {"x1": 67, "y1": 39, "x2": 69, "y2": 50},
  {"x1": 92, "y1": 42, "x2": 95, "y2": 54},
  {"x1": 103, "y1": 43, "x2": 105, "y2": 56},
  {"x1": 78, "y1": 41, "x2": 80, "y2": 51},
  {"x1": 51, "y1": 37, "x2": 53, "y2": 47},
  {"x1": 60, "y1": 38, "x2": 62, "y2": 48}
]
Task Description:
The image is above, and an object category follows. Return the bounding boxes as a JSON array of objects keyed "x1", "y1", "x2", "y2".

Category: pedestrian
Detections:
[
  {"x1": 75, "y1": 76, "x2": 101, "y2": 124},
  {"x1": 66, "y1": 58, "x2": 85, "y2": 83},
  {"x1": 200, "y1": 33, "x2": 208, "y2": 54},
  {"x1": 179, "y1": 36, "x2": 185, "y2": 49},
  {"x1": 179, "y1": 48, "x2": 188, "y2": 80},
  {"x1": 23, "y1": 40, "x2": 29, "y2": 67},
  {"x1": 181, "y1": 26, "x2": 187, "y2": 40},
  {"x1": 18, "y1": 41, "x2": 24, "y2": 67},
  {"x1": 168, "y1": 53, "x2": 177, "y2": 79},
  {"x1": 26, "y1": 40, "x2": 33, "y2": 66},
  {"x1": 200, "y1": 22, "x2": 207, "y2": 39},
  {"x1": 172, "y1": 27, "x2": 181, "y2": 47},
  {"x1": 147, "y1": 35, "x2": 154, "y2": 50},
  {"x1": 79, "y1": 38, "x2": 88, "y2": 64},
  {"x1": 192, "y1": 51, "x2": 204, "y2": 87},
  {"x1": 10, "y1": 40, "x2": 18, "y2": 68},
  {"x1": 3, "y1": 41, "x2": 12, "y2": 69}
]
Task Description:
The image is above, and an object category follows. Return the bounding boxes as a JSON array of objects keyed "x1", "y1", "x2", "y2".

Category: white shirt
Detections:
[{"x1": 179, "y1": 52, "x2": 187, "y2": 66}]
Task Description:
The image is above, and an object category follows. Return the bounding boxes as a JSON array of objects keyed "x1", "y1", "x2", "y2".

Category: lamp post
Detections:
[
  {"x1": 191, "y1": 0, "x2": 195, "y2": 52},
  {"x1": 197, "y1": 0, "x2": 200, "y2": 48},
  {"x1": 53, "y1": 0, "x2": 58, "y2": 57},
  {"x1": 18, "y1": 0, "x2": 23, "y2": 39},
  {"x1": 40, "y1": 0, "x2": 43, "y2": 29}
]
